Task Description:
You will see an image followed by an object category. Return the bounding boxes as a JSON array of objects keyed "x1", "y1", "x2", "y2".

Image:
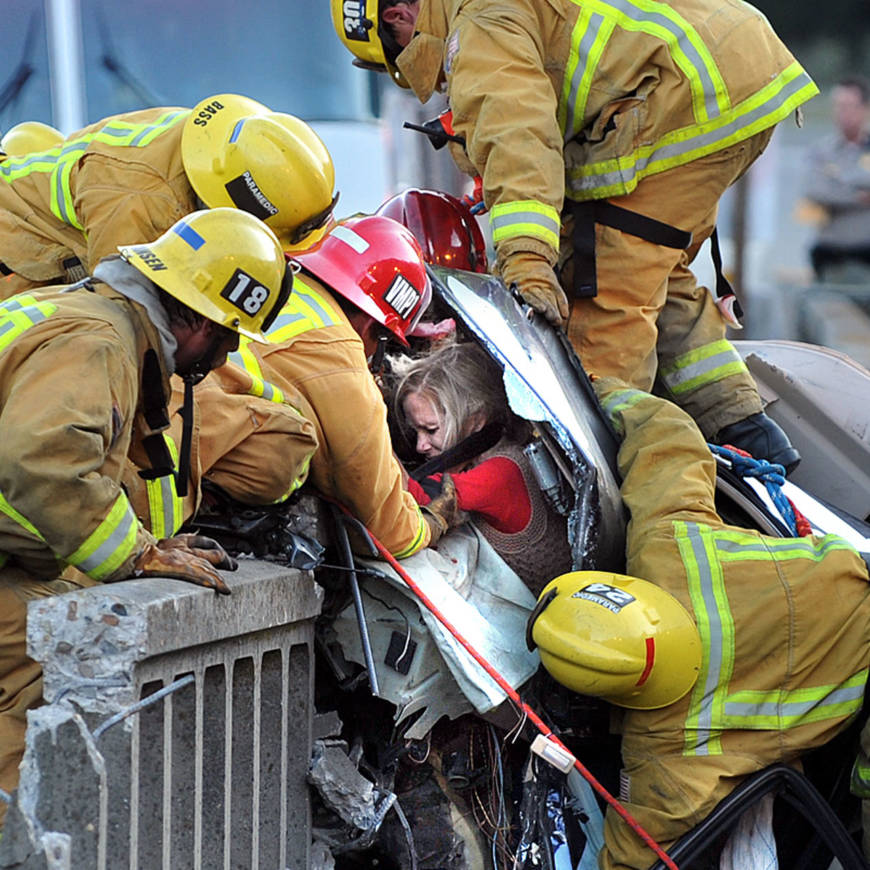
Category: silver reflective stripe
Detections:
[
  {"x1": 724, "y1": 680, "x2": 865, "y2": 722},
  {"x1": 661, "y1": 345, "x2": 742, "y2": 390},
  {"x1": 603, "y1": 0, "x2": 723, "y2": 120},
  {"x1": 563, "y1": 11, "x2": 607, "y2": 138},
  {"x1": 290, "y1": 279, "x2": 339, "y2": 328},
  {"x1": 73, "y1": 503, "x2": 138, "y2": 575},
  {"x1": 490, "y1": 210, "x2": 560, "y2": 237},
  {"x1": 685, "y1": 522, "x2": 722, "y2": 756},
  {"x1": 715, "y1": 536, "x2": 854, "y2": 559},
  {"x1": 568, "y1": 70, "x2": 813, "y2": 196}
]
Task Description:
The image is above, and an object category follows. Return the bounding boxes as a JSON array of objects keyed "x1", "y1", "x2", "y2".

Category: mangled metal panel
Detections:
[{"x1": 429, "y1": 266, "x2": 626, "y2": 571}]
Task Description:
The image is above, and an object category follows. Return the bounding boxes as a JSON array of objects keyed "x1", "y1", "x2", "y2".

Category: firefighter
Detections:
[
  {"x1": 0, "y1": 92, "x2": 336, "y2": 297},
  {"x1": 529, "y1": 381, "x2": 870, "y2": 868},
  {"x1": 120, "y1": 362, "x2": 319, "y2": 540},
  {"x1": 0, "y1": 207, "x2": 293, "y2": 822},
  {"x1": 332, "y1": 0, "x2": 817, "y2": 473},
  {"x1": 224, "y1": 213, "x2": 449, "y2": 558}
]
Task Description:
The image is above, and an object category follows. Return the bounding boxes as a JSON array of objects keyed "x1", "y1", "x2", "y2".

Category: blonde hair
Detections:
[{"x1": 391, "y1": 340, "x2": 513, "y2": 452}]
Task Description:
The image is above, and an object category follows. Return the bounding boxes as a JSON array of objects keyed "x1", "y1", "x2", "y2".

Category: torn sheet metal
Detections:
[{"x1": 429, "y1": 266, "x2": 625, "y2": 571}]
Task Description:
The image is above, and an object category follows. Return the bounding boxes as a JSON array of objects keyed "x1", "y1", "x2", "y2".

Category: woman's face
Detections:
[{"x1": 403, "y1": 390, "x2": 447, "y2": 458}]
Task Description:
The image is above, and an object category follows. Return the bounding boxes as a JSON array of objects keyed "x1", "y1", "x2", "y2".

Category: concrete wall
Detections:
[{"x1": 0, "y1": 561, "x2": 323, "y2": 870}]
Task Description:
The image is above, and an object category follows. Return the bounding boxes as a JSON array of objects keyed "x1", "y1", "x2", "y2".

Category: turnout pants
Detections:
[
  {"x1": 0, "y1": 569, "x2": 95, "y2": 826},
  {"x1": 560, "y1": 128, "x2": 773, "y2": 438}
]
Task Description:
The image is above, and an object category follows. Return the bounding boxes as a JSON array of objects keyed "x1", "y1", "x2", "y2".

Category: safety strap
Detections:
[
  {"x1": 174, "y1": 376, "x2": 196, "y2": 500},
  {"x1": 409, "y1": 422, "x2": 503, "y2": 481},
  {"x1": 568, "y1": 199, "x2": 693, "y2": 298},
  {"x1": 137, "y1": 349, "x2": 174, "y2": 482},
  {"x1": 709, "y1": 227, "x2": 744, "y2": 327}
]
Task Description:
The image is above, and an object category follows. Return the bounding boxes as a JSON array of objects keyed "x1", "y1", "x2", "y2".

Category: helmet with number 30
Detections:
[
  {"x1": 118, "y1": 208, "x2": 292, "y2": 342},
  {"x1": 527, "y1": 570, "x2": 702, "y2": 710}
]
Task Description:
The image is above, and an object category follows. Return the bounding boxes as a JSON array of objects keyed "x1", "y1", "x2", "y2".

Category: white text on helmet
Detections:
[
  {"x1": 192, "y1": 100, "x2": 226, "y2": 128},
  {"x1": 384, "y1": 273, "x2": 420, "y2": 319},
  {"x1": 221, "y1": 268, "x2": 271, "y2": 315},
  {"x1": 343, "y1": 0, "x2": 370, "y2": 41},
  {"x1": 573, "y1": 583, "x2": 636, "y2": 613},
  {"x1": 131, "y1": 246, "x2": 167, "y2": 271}
]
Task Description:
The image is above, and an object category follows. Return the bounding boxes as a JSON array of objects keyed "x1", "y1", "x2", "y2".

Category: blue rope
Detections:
[{"x1": 708, "y1": 443, "x2": 798, "y2": 535}]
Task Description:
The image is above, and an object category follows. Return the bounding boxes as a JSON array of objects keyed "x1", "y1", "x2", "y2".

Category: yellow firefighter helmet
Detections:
[
  {"x1": 180, "y1": 94, "x2": 337, "y2": 249},
  {"x1": 331, "y1": 0, "x2": 410, "y2": 88},
  {"x1": 527, "y1": 570, "x2": 702, "y2": 710},
  {"x1": 118, "y1": 208, "x2": 291, "y2": 342},
  {"x1": 0, "y1": 121, "x2": 64, "y2": 157}
]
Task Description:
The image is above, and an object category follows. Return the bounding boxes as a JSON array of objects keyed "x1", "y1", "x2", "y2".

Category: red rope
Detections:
[{"x1": 344, "y1": 506, "x2": 679, "y2": 870}]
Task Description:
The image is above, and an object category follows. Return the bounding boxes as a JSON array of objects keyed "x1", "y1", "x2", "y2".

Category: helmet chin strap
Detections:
[{"x1": 174, "y1": 330, "x2": 229, "y2": 499}]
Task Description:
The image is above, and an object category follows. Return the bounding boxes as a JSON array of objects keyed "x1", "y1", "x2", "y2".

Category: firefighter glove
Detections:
[
  {"x1": 420, "y1": 474, "x2": 462, "y2": 545},
  {"x1": 133, "y1": 534, "x2": 236, "y2": 595},
  {"x1": 499, "y1": 251, "x2": 569, "y2": 328}
]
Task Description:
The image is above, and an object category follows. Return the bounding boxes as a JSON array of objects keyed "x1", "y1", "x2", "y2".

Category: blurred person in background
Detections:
[{"x1": 802, "y1": 76, "x2": 870, "y2": 280}]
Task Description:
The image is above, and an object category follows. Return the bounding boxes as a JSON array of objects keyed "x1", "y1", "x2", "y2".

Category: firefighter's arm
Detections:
[
  {"x1": 74, "y1": 154, "x2": 191, "y2": 271},
  {"x1": 0, "y1": 332, "x2": 154, "y2": 581},
  {"x1": 317, "y1": 366, "x2": 431, "y2": 558},
  {"x1": 445, "y1": 4, "x2": 567, "y2": 324},
  {"x1": 593, "y1": 378, "x2": 721, "y2": 532}
]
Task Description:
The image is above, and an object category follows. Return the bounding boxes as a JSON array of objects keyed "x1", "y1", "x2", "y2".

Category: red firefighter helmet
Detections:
[
  {"x1": 376, "y1": 188, "x2": 488, "y2": 274},
  {"x1": 291, "y1": 214, "x2": 431, "y2": 346}
]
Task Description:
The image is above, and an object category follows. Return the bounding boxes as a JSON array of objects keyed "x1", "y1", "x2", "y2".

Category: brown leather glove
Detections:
[
  {"x1": 132, "y1": 534, "x2": 236, "y2": 595},
  {"x1": 421, "y1": 474, "x2": 462, "y2": 545},
  {"x1": 499, "y1": 250, "x2": 569, "y2": 328}
]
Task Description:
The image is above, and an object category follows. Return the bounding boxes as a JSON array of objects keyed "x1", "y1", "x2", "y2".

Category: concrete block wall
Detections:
[{"x1": 0, "y1": 560, "x2": 323, "y2": 870}]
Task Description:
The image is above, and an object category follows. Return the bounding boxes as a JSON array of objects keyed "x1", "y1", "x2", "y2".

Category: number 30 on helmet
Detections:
[{"x1": 527, "y1": 570, "x2": 702, "y2": 710}]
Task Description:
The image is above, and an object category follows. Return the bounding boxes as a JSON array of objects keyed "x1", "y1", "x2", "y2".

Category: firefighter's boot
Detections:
[{"x1": 713, "y1": 412, "x2": 801, "y2": 475}]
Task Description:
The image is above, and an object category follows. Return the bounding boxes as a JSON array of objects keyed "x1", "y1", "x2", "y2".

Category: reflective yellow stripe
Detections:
[
  {"x1": 722, "y1": 669, "x2": 867, "y2": 730},
  {"x1": 568, "y1": 0, "x2": 729, "y2": 127},
  {"x1": 490, "y1": 201, "x2": 561, "y2": 250},
  {"x1": 228, "y1": 342, "x2": 286, "y2": 403},
  {"x1": 66, "y1": 493, "x2": 141, "y2": 580},
  {"x1": 266, "y1": 275, "x2": 341, "y2": 342},
  {"x1": 658, "y1": 339, "x2": 748, "y2": 397},
  {"x1": 676, "y1": 520, "x2": 864, "y2": 754},
  {"x1": 393, "y1": 511, "x2": 429, "y2": 559},
  {"x1": 560, "y1": 8, "x2": 614, "y2": 139},
  {"x1": 678, "y1": 521, "x2": 731, "y2": 756},
  {"x1": 270, "y1": 451, "x2": 313, "y2": 504},
  {"x1": 566, "y1": 63, "x2": 817, "y2": 199},
  {"x1": 852, "y1": 753, "x2": 870, "y2": 798},
  {"x1": 0, "y1": 295, "x2": 57, "y2": 355},
  {"x1": 145, "y1": 435, "x2": 184, "y2": 537},
  {"x1": 598, "y1": 387, "x2": 647, "y2": 434},
  {"x1": 714, "y1": 530, "x2": 858, "y2": 564},
  {"x1": 0, "y1": 490, "x2": 44, "y2": 540},
  {"x1": 1, "y1": 110, "x2": 189, "y2": 228}
]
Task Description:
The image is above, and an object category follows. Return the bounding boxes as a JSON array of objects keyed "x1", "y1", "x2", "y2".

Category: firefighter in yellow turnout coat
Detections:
[
  {"x1": 0, "y1": 93, "x2": 336, "y2": 297},
  {"x1": 588, "y1": 379, "x2": 870, "y2": 868},
  {"x1": 337, "y1": 0, "x2": 818, "y2": 468},
  {"x1": 0, "y1": 209, "x2": 291, "y2": 823}
]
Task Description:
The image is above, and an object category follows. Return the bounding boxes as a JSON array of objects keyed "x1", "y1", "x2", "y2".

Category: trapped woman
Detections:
[{"x1": 392, "y1": 340, "x2": 572, "y2": 595}]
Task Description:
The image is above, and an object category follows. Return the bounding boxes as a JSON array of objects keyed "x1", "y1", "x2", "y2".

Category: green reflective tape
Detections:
[
  {"x1": 67, "y1": 494, "x2": 140, "y2": 580},
  {"x1": 267, "y1": 275, "x2": 340, "y2": 342},
  {"x1": 490, "y1": 201, "x2": 561, "y2": 250},
  {"x1": 146, "y1": 435, "x2": 184, "y2": 537},
  {"x1": 598, "y1": 388, "x2": 648, "y2": 432},
  {"x1": 659, "y1": 340, "x2": 748, "y2": 397},
  {"x1": 567, "y1": 64, "x2": 817, "y2": 199},
  {"x1": 678, "y1": 521, "x2": 733, "y2": 757},
  {"x1": 393, "y1": 511, "x2": 429, "y2": 559},
  {"x1": 0, "y1": 295, "x2": 57, "y2": 355},
  {"x1": 229, "y1": 343, "x2": 285, "y2": 403}
]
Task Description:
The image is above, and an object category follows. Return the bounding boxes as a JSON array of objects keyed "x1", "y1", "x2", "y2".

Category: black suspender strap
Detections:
[
  {"x1": 568, "y1": 199, "x2": 693, "y2": 299},
  {"x1": 709, "y1": 226, "x2": 744, "y2": 327}
]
